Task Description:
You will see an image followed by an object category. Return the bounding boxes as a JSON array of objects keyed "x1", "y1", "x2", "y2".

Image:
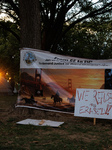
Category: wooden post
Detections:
[{"x1": 93, "y1": 118, "x2": 96, "y2": 125}]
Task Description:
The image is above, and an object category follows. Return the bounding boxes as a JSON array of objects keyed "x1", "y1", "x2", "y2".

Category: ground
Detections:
[{"x1": 1, "y1": 95, "x2": 112, "y2": 150}]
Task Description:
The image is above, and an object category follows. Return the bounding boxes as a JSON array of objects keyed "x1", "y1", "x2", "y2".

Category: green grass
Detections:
[{"x1": 0, "y1": 95, "x2": 112, "y2": 150}]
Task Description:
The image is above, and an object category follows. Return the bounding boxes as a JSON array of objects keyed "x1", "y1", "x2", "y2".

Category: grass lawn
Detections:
[{"x1": 0, "y1": 95, "x2": 112, "y2": 150}]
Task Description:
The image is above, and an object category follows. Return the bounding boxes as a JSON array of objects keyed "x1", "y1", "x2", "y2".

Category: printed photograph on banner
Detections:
[{"x1": 17, "y1": 68, "x2": 105, "y2": 113}]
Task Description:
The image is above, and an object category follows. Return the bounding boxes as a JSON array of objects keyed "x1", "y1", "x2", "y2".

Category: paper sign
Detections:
[
  {"x1": 74, "y1": 89, "x2": 112, "y2": 119},
  {"x1": 17, "y1": 119, "x2": 64, "y2": 127}
]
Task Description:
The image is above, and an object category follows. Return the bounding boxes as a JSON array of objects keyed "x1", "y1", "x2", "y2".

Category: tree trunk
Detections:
[{"x1": 19, "y1": 0, "x2": 41, "y2": 49}]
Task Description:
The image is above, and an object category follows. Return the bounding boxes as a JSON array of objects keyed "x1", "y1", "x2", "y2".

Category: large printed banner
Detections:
[
  {"x1": 16, "y1": 48, "x2": 112, "y2": 115},
  {"x1": 75, "y1": 89, "x2": 112, "y2": 119}
]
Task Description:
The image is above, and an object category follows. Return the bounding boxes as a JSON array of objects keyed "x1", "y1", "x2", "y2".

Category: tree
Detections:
[
  {"x1": 40, "y1": 0, "x2": 112, "y2": 52},
  {"x1": 58, "y1": 16, "x2": 112, "y2": 59},
  {"x1": 1, "y1": 0, "x2": 112, "y2": 52},
  {"x1": 0, "y1": 0, "x2": 20, "y2": 40},
  {"x1": 19, "y1": 0, "x2": 41, "y2": 49}
]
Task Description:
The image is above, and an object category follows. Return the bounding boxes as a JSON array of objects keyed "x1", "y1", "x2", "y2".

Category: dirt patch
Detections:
[
  {"x1": 68, "y1": 133, "x2": 98, "y2": 143},
  {"x1": 1, "y1": 104, "x2": 112, "y2": 126}
]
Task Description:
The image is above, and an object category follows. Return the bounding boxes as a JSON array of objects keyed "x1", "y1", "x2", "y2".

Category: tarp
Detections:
[{"x1": 16, "y1": 48, "x2": 112, "y2": 114}]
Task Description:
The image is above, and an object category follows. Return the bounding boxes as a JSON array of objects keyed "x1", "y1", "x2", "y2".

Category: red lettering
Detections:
[
  {"x1": 85, "y1": 90, "x2": 89, "y2": 101},
  {"x1": 103, "y1": 92, "x2": 112, "y2": 103},
  {"x1": 93, "y1": 90, "x2": 104, "y2": 105},
  {"x1": 105, "y1": 104, "x2": 112, "y2": 115},
  {"x1": 93, "y1": 90, "x2": 99, "y2": 105},
  {"x1": 93, "y1": 107, "x2": 99, "y2": 115},
  {"x1": 85, "y1": 106, "x2": 89, "y2": 114},
  {"x1": 97, "y1": 91, "x2": 104, "y2": 104},
  {"x1": 79, "y1": 106, "x2": 85, "y2": 114},
  {"x1": 104, "y1": 92, "x2": 112, "y2": 102},
  {"x1": 98, "y1": 108, "x2": 105, "y2": 115},
  {"x1": 77, "y1": 90, "x2": 85, "y2": 101},
  {"x1": 88, "y1": 108, "x2": 93, "y2": 114},
  {"x1": 101, "y1": 108, "x2": 105, "y2": 115},
  {"x1": 106, "y1": 92, "x2": 110, "y2": 102}
]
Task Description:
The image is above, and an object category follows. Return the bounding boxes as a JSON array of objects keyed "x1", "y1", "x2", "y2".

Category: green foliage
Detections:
[
  {"x1": 0, "y1": 21, "x2": 20, "y2": 82},
  {"x1": 58, "y1": 17, "x2": 112, "y2": 59}
]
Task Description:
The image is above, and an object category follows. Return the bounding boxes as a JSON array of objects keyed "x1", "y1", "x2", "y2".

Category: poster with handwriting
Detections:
[{"x1": 75, "y1": 89, "x2": 112, "y2": 119}]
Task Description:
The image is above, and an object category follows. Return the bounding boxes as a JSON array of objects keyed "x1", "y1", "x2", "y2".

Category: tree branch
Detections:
[
  {"x1": 63, "y1": 1, "x2": 112, "y2": 36},
  {"x1": 0, "y1": 22, "x2": 20, "y2": 41},
  {"x1": 5, "y1": 0, "x2": 19, "y2": 17}
]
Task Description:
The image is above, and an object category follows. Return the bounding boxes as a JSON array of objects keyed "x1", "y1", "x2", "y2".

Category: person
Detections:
[
  {"x1": 30, "y1": 94, "x2": 36, "y2": 103},
  {"x1": 55, "y1": 91, "x2": 59, "y2": 97},
  {"x1": 10, "y1": 78, "x2": 15, "y2": 93},
  {"x1": 105, "y1": 69, "x2": 112, "y2": 89}
]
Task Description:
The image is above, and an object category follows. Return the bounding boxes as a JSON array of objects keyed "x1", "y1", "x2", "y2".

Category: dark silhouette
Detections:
[
  {"x1": 67, "y1": 95, "x2": 75, "y2": 104},
  {"x1": 10, "y1": 78, "x2": 15, "y2": 93},
  {"x1": 51, "y1": 94, "x2": 62, "y2": 105},
  {"x1": 21, "y1": 95, "x2": 36, "y2": 104},
  {"x1": 105, "y1": 69, "x2": 112, "y2": 89}
]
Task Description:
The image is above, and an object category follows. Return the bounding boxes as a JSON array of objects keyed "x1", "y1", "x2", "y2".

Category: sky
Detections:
[{"x1": 0, "y1": 0, "x2": 106, "y2": 23}]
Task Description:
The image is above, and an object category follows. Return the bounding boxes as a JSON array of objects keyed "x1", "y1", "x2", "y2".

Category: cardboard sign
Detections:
[{"x1": 75, "y1": 89, "x2": 112, "y2": 119}]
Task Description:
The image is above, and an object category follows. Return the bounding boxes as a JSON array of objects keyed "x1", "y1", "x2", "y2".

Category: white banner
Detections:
[
  {"x1": 20, "y1": 48, "x2": 112, "y2": 69},
  {"x1": 75, "y1": 89, "x2": 112, "y2": 119},
  {"x1": 17, "y1": 48, "x2": 112, "y2": 115}
]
